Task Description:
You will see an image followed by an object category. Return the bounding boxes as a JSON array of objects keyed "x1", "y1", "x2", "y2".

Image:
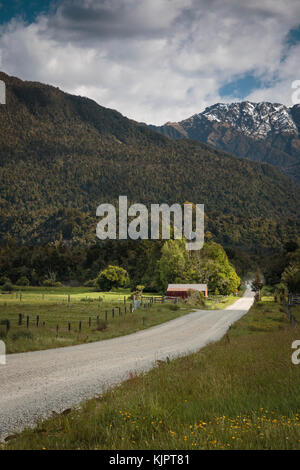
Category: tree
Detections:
[
  {"x1": 281, "y1": 263, "x2": 300, "y2": 294},
  {"x1": 159, "y1": 239, "x2": 188, "y2": 291},
  {"x1": 95, "y1": 265, "x2": 129, "y2": 291},
  {"x1": 136, "y1": 285, "x2": 145, "y2": 293},
  {"x1": 274, "y1": 282, "x2": 288, "y2": 303},
  {"x1": 251, "y1": 270, "x2": 264, "y2": 301},
  {"x1": 158, "y1": 239, "x2": 240, "y2": 294},
  {"x1": 198, "y1": 242, "x2": 241, "y2": 295}
]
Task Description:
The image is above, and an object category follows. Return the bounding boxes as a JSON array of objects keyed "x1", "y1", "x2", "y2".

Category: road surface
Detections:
[{"x1": 0, "y1": 288, "x2": 254, "y2": 441}]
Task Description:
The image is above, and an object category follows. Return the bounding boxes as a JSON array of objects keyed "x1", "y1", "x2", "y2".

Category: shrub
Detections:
[
  {"x1": 186, "y1": 289, "x2": 205, "y2": 307},
  {"x1": 0, "y1": 276, "x2": 11, "y2": 285},
  {"x1": 1, "y1": 282, "x2": 13, "y2": 292},
  {"x1": 165, "y1": 303, "x2": 180, "y2": 311},
  {"x1": 128, "y1": 291, "x2": 139, "y2": 300},
  {"x1": 84, "y1": 279, "x2": 96, "y2": 287},
  {"x1": 42, "y1": 280, "x2": 62, "y2": 287},
  {"x1": 16, "y1": 276, "x2": 30, "y2": 286},
  {"x1": 95, "y1": 265, "x2": 129, "y2": 291}
]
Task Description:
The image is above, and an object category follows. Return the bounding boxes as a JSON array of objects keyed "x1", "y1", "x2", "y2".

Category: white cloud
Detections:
[{"x1": 0, "y1": 0, "x2": 300, "y2": 124}]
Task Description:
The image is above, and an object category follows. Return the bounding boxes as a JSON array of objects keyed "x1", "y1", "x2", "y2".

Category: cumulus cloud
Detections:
[{"x1": 0, "y1": 0, "x2": 299, "y2": 124}]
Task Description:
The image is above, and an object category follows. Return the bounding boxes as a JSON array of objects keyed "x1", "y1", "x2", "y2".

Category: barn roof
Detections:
[{"x1": 167, "y1": 284, "x2": 207, "y2": 291}]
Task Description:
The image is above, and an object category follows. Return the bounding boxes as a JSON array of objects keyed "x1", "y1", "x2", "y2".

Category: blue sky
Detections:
[
  {"x1": 0, "y1": 1, "x2": 55, "y2": 24},
  {"x1": 0, "y1": 0, "x2": 300, "y2": 124},
  {"x1": 286, "y1": 25, "x2": 300, "y2": 46}
]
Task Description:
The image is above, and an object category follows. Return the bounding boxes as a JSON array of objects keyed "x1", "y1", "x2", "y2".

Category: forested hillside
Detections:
[{"x1": 0, "y1": 72, "x2": 299, "y2": 252}]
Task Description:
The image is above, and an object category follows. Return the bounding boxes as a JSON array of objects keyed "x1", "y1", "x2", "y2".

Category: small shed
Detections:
[{"x1": 166, "y1": 283, "x2": 208, "y2": 299}]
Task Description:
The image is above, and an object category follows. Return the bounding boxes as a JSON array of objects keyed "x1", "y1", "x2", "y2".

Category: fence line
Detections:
[{"x1": 0, "y1": 301, "x2": 156, "y2": 335}]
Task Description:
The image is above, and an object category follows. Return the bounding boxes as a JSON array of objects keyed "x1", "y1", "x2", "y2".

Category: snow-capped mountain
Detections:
[
  {"x1": 188, "y1": 102, "x2": 298, "y2": 140},
  {"x1": 149, "y1": 101, "x2": 300, "y2": 183}
]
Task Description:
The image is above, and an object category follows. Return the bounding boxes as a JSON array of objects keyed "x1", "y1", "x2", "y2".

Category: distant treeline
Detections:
[{"x1": 0, "y1": 239, "x2": 243, "y2": 295}]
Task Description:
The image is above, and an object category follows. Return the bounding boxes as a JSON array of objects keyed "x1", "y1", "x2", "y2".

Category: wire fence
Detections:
[{"x1": 0, "y1": 300, "x2": 158, "y2": 336}]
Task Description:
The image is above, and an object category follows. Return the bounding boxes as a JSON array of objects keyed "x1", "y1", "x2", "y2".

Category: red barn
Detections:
[{"x1": 166, "y1": 283, "x2": 208, "y2": 299}]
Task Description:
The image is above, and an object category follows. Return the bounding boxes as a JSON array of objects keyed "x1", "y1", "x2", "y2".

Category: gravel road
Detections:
[{"x1": 0, "y1": 288, "x2": 254, "y2": 441}]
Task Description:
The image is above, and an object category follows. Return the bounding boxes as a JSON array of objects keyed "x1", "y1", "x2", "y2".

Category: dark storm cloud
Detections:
[
  {"x1": 46, "y1": 0, "x2": 300, "y2": 43},
  {"x1": 46, "y1": 0, "x2": 182, "y2": 41}
]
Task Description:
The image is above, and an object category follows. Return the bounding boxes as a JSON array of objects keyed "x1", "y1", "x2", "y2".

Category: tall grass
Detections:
[
  {"x1": 4, "y1": 301, "x2": 300, "y2": 450},
  {"x1": 0, "y1": 296, "x2": 192, "y2": 353}
]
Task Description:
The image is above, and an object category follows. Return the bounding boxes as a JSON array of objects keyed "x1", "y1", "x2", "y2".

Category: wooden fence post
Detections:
[
  {"x1": 26, "y1": 316, "x2": 29, "y2": 328},
  {"x1": 79, "y1": 320, "x2": 82, "y2": 332},
  {"x1": 89, "y1": 317, "x2": 91, "y2": 327},
  {"x1": 36, "y1": 315, "x2": 39, "y2": 327},
  {"x1": 68, "y1": 322, "x2": 71, "y2": 332},
  {"x1": 56, "y1": 324, "x2": 59, "y2": 337},
  {"x1": 18, "y1": 313, "x2": 23, "y2": 326},
  {"x1": 6, "y1": 320, "x2": 10, "y2": 334},
  {"x1": 112, "y1": 308, "x2": 115, "y2": 318}
]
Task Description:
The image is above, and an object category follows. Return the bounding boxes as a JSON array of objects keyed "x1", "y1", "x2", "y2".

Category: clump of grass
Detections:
[
  {"x1": 0, "y1": 328, "x2": 7, "y2": 339},
  {"x1": 94, "y1": 320, "x2": 107, "y2": 332},
  {"x1": 11, "y1": 330, "x2": 34, "y2": 341},
  {"x1": 165, "y1": 304, "x2": 180, "y2": 311}
]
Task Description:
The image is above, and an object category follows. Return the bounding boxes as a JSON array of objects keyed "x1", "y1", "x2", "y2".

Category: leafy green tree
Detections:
[
  {"x1": 136, "y1": 285, "x2": 145, "y2": 293},
  {"x1": 198, "y1": 242, "x2": 241, "y2": 295},
  {"x1": 158, "y1": 240, "x2": 240, "y2": 295},
  {"x1": 159, "y1": 239, "x2": 188, "y2": 291},
  {"x1": 281, "y1": 263, "x2": 300, "y2": 294},
  {"x1": 95, "y1": 265, "x2": 129, "y2": 291}
]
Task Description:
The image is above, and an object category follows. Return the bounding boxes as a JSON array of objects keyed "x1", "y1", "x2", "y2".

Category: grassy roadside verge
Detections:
[
  {"x1": 0, "y1": 285, "x2": 242, "y2": 354},
  {"x1": 4, "y1": 300, "x2": 300, "y2": 450},
  {"x1": 206, "y1": 286, "x2": 246, "y2": 310},
  {"x1": 0, "y1": 302, "x2": 192, "y2": 354}
]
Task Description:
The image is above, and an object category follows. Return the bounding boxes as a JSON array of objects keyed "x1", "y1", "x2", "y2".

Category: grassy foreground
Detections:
[{"x1": 3, "y1": 299, "x2": 300, "y2": 450}]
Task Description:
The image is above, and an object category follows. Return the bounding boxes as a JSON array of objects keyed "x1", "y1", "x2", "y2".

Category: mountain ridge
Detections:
[
  {"x1": 0, "y1": 71, "x2": 299, "y2": 251},
  {"x1": 149, "y1": 101, "x2": 300, "y2": 183}
]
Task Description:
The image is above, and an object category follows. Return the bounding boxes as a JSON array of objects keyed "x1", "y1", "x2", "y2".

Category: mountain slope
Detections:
[
  {"x1": 0, "y1": 72, "x2": 299, "y2": 251},
  {"x1": 150, "y1": 101, "x2": 300, "y2": 183}
]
